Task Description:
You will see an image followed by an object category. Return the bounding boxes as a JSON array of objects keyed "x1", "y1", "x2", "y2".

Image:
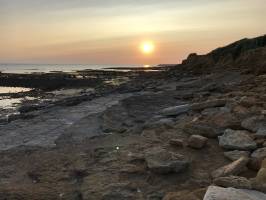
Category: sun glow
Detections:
[{"x1": 140, "y1": 41, "x2": 155, "y2": 54}]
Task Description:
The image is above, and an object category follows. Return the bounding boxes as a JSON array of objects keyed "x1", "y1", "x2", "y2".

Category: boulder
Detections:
[
  {"x1": 145, "y1": 147, "x2": 189, "y2": 174},
  {"x1": 219, "y1": 129, "x2": 257, "y2": 150},
  {"x1": 213, "y1": 176, "x2": 252, "y2": 189},
  {"x1": 203, "y1": 186, "x2": 266, "y2": 200},
  {"x1": 211, "y1": 157, "x2": 249, "y2": 178},
  {"x1": 188, "y1": 135, "x2": 208, "y2": 149},
  {"x1": 224, "y1": 150, "x2": 250, "y2": 161},
  {"x1": 160, "y1": 104, "x2": 191, "y2": 116},
  {"x1": 191, "y1": 99, "x2": 227, "y2": 111}
]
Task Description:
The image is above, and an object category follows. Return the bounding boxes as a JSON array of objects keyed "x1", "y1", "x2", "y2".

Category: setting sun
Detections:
[{"x1": 140, "y1": 41, "x2": 155, "y2": 54}]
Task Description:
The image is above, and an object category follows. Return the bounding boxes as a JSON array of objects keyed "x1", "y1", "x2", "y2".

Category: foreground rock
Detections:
[
  {"x1": 224, "y1": 150, "x2": 250, "y2": 161},
  {"x1": 188, "y1": 135, "x2": 208, "y2": 149},
  {"x1": 145, "y1": 147, "x2": 189, "y2": 174},
  {"x1": 219, "y1": 129, "x2": 257, "y2": 150},
  {"x1": 213, "y1": 176, "x2": 252, "y2": 189},
  {"x1": 211, "y1": 157, "x2": 249, "y2": 178},
  {"x1": 203, "y1": 186, "x2": 266, "y2": 200}
]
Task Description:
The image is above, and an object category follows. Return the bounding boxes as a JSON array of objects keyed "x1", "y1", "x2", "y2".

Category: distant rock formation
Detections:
[{"x1": 181, "y1": 35, "x2": 266, "y2": 74}]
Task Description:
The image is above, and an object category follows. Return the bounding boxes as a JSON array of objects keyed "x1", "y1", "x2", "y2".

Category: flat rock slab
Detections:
[
  {"x1": 219, "y1": 129, "x2": 257, "y2": 150},
  {"x1": 0, "y1": 93, "x2": 132, "y2": 150},
  {"x1": 203, "y1": 186, "x2": 266, "y2": 200}
]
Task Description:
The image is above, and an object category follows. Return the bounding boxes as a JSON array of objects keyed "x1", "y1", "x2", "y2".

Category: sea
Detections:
[{"x1": 0, "y1": 63, "x2": 144, "y2": 74}]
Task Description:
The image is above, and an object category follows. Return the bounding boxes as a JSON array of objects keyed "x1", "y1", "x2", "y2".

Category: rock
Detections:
[
  {"x1": 241, "y1": 116, "x2": 266, "y2": 132},
  {"x1": 191, "y1": 99, "x2": 227, "y2": 111},
  {"x1": 169, "y1": 139, "x2": 184, "y2": 147},
  {"x1": 145, "y1": 147, "x2": 189, "y2": 174},
  {"x1": 188, "y1": 135, "x2": 208, "y2": 149},
  {"x1": 251, "y1": 167, "x2": 266, "y2": 193},
  {"x1": 255, "y1": 127, "x2": 266, "y2": 138},
  {"x1": 213, "y1": 176, "x2": 252, "y2": 189},
  {"x1": 183, "y1": 122, "x2": 223, "y2": 138},
  {"x1": 218, "y1": 129, "x2": 257, "y2": 150},
  {"x1": 250, "y1": 147, "x2": 266, "y2": 168},
  {"x1": 203, "y1": 186, "x2": 266, "y2": 200},
  {"x1": 160, "y1": 104, "x2": 191, "y2": 116},
  {"x1": 224, "y1": 150, "x2": 250, "y2": 161},
  {"x1": 211, "y1": 157, "x2": 249, "y2": 178}
]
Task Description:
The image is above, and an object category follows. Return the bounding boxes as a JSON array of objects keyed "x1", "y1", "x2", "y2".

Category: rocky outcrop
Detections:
[{"x1": 180, "y1": 35, "x2": 266, "y2": 74}]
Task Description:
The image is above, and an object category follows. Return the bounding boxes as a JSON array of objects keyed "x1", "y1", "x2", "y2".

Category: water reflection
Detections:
[{"x1": 0, "y1": 87, "x2": 31, "y2": 94}]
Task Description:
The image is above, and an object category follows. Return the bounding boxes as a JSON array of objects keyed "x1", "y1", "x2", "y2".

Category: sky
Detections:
[{"x1": 0, "y1": 0, "x2": 265, "y2": 64}]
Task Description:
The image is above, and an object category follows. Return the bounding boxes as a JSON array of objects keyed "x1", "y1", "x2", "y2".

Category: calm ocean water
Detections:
[{"x1": 0, "y1": 63, "x2": 143, "y2": 74}]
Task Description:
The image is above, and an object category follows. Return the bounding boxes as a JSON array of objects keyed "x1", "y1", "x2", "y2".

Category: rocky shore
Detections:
[{"x1": 0, "y1": 35, "x2": 266, "y2": 199}]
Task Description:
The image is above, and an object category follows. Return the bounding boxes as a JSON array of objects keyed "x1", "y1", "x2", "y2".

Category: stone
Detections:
[
  {"x1": 219, "y1": 129, "x2": 257, "y2": 150},
  {"x1": 145, "y1": 147, "x2": 189, "y2": 174},
  {"x1": 183, "y1": 122, "x2": 223, "y2": 138},
  {"x1": 251, "y1": 159, "x2": 266, "y2": 193},
  {"x1": 203, "y1": 186, "x2": 266, "y2": 200},
  {"x1": 250, "y1": 147, "x2": 266, "y2": 169},
  {"x1": 255, "y1": 127, "x2": 266, "y2": 138},
  {"x1": 241, "y1": 116, "x2": 266, "y2": 132},
  {"x1": 188, "y1": 135, "x2": 208, "y2": 149},
  {"x1": 211, "y1": 157, "x2": 249, "y2": 178},
  {"x1": 160, "y1": 104, "x2": 191, "y2": 116},
  {"x1": 191, "y1": 99, "x2": 227, "y2": 111},
  {"x1": 169, "y1": 139, "x2": 184, "y2": 147},
  {"x1": 224, "y1": 150, "x2": 250, "y2": 161},
  {"x1": 213, "y1": 176, "x2": 252, "y2": 189},
  {"x1": 251, "y1": 147, "x2": 266, "y2": 161}
]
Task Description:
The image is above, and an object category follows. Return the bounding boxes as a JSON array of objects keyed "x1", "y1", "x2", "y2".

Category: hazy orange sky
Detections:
[{"x1": 0, "y1": 0, "x2": 265, "y2": 64}]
